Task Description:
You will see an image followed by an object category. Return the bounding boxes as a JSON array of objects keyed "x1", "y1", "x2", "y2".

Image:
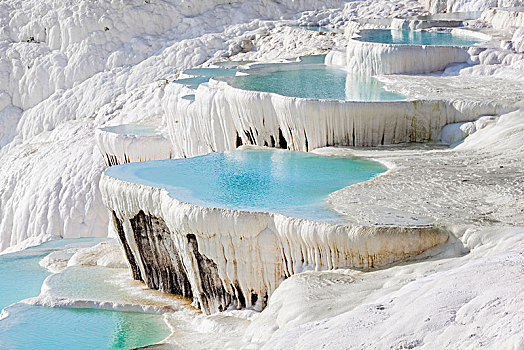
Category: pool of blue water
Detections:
[
  {"x1": 173, "y1": 76, "x2": 210, "y2": 89},
  {"x1": 0, "y1": 304, "x2": 168, "y2": 350},
  {"x1": 182, "y1": 67, "x2": 239, "y2": 77},
  {"x1": 0, "y1": 239, "x2": 102, "y2": 310},
  {"x1": 181, "y1": 94, "x2": 196, "y2": 101},
  {"x1": 218, "y1": 64, "x2": 405, "y2": 101},
  {"x1": 0, "y1": 239, "x2": 169, "y2": 350},
  {"x1": 290, "y1": 25, "x2": 344, "y2": 33},
  {"x1": 173, "y1": 67, "x2": 239, "y2": 89},
  {"x1": 104, "y1": 149, "x2": 386, "y2": 222},
  {"x1": 354, "y1": 29, "x2": 481, "y2": 46},
  {"x1": 101, "y1": 124, "x2": 160, "y2": 137},
  {"x1": 215, "y1": 60, "x2": 254, "y2": 68},
  {"x1": 297, "y1": 54, "x2": 327, "y2": 64}
]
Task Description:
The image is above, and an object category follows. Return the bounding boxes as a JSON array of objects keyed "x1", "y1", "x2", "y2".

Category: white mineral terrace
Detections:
[
  {"x1": 100, "y1": 162, "x2": 448, "y2": 314},
  {"x1": 162, "y1": 71, "x2": 519, "y2": 159},
  {"x1": 95, "y1": 122, "x2": 173, "y2": 166},
  {"x1": 327, "y1": 28, "x2": 486, "y2": 75}
]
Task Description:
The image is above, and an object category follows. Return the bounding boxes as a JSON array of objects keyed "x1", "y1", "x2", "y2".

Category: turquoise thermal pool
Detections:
[
  {"x1": 0, "y1": 239, "x2": 94, "y2": 310},
  {"x1": 100, "y1": 124, "x2": 160, "y2": 136},
  {"x1": 182, "y1": 67, "x2": 239, "y2": 77},
  {"x1": 290, "y1": 25, "x2": 344, "y2": 33},
  {"x1": 0, "y1": 239, "x2": 169, "y2": 350},
  {"x1": 215, "y1": 60, "x2": 254, "y2": 68},
  {"x1": 173, "y1": 67, "x2": 239, "y2": 89},
  {"x1": 0, "y1": 304, "x2": 169, "y2": 350},
  {"x1": 181, "y1": 94, "x2": 196, "y2": 101},
  {"x1": 172, "y1": 76, "x2": 210, "y2": 89},
  {"x1": 354, "y1": 29, "x2": 482, "y2": 46},
  {"x1": 218, "y1": 63, "x2": 405, "y2": 101},
  {"x1": 176, "y1": 55, "x2": 405, "y2": 101},
  {"x1": 104, "y1": 149, "x2": 386, "y2": 222}
]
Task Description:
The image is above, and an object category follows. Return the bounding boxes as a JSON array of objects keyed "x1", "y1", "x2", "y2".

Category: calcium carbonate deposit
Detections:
[{"x1": 0, "y1": 0, "x2": 523, "y2": 348}]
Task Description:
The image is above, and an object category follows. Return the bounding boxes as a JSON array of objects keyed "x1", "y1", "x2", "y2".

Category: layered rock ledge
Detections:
[
  {"x1": 163, "y1": 79, "x2": 514, "y2": 158},
  {"x1": 100, "y1": 173, "x2": 448, "y2": 314}
]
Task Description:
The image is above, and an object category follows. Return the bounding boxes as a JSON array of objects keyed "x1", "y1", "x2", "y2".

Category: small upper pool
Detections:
[
  {"x1": 100, "y1": 124, "x2": 160, "y2": 137},
  {"x1": 182, "y1": 67, "x2": 239, "y2": 77},
  {"x1": 215, "y1": 60, "x2": 254, "y2": 68},
  {"x1": 289, "y1": 25, "x2": 344, "y2": 33},
  {"x1": 173, "y1": 67, "x2": 239, "y2": 89},
  {"x1": 354, "y1": 29, "x2": 481, "y2": 46},
  {"x1": 217, "y1": 58, "x2": 405, "y2": 101},
  {"x1": 104, "y1": 149, "x2": 386, "y2": 222}
]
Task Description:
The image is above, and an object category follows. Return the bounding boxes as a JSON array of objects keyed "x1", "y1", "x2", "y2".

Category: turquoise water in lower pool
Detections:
[
  {"x1": 0, "y1": 304, "x2": 169, "y2": 350},
  {"x1": 104, "y1": 149, "x2": 386, "y2": 222},
  {"x1": 0, "y1": 240, "x2": 169, "y2": 350},
  {"x1": 219, "y1": 66, "x2": 405, "y2": 101},
  {"x1": 0, "y1": 239, "x2": 102, "y2": 310},
  {"x1": 354, "y1": 29, "x2": 481, "y2": 46}
]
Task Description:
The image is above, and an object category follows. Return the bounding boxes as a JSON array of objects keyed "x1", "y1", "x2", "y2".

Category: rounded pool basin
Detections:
[{"x1": 104, "y1": 149, "x2": 387, "y2": 222}]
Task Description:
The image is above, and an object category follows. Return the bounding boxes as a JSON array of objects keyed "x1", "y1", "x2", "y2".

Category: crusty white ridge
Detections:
[
  {"x1": 163, "y1": 77, "x2": 515, "y2": 158},
  {"x1": 330, "y1": 37, "x2": 471, "y2": 75},
  {"x1": 95, "y1": 126, "x2": 173, "y2": 166}
]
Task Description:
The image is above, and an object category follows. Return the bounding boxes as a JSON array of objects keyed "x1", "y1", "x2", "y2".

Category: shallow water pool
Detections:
[
  {"x1": 181, "y1": 94, "x2": 196, "y2": 101},
  {"x1": 354, "y1": 29, "x2": 481, "y2": 46},
  {"x1": 0, "y1": 239, "x2": 103, "y2": 310},
  {"x1": 182, "y1": 67, "x2": 239, "y2": 77},
  {"x1": 104, "y1": 149, "x2": 386, "y2": 222},
  {"x1": 0, "y1": 240, "x2": 169, "y2": 350},
  {"x1": 219, "y1": 65, "x2": 405, "y2": 101},
  {"x1": 290, "y1": 25, "x2": 344, "y2": 33},
  {"x1": 0, "y1": 304, "x2": 169, "y2": 350},
  {"x1": 100, "y1": 124, "x2": 160, "y2": 137},
  {"x1": 173, "y1": 67, "x2": 239, "y2": 89},
  {"x1": 172, "y1": 76, "x2": 210, "y2": 89}
]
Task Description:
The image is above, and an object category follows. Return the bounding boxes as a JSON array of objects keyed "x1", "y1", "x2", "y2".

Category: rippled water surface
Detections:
[{"x1": 105, "y1": 149, "x2": 386, "y2": 222}]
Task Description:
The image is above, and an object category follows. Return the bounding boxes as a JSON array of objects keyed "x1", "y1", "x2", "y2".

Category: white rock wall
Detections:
[
  {"x1": 95, "y1": 128, "x2": 173, "y2": 166},
  {"x1": 341, "y1": 38, "x2": 471, "y2": 75},
  {"x1": 481, "y1": 7, "x2": 524, "y2": 32},
  {"x1": 163, "y1": 79, "x2": 509, "y2": 158},
  {"x1": 420, "y1": 0, "x2": 523, "y2": 14}
]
